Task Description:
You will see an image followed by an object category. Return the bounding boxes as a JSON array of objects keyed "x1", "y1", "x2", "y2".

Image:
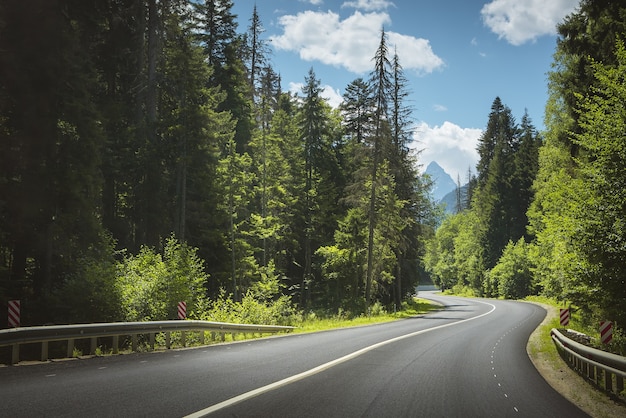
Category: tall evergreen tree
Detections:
[
  {"x1": 511, "y1": 111, "x2": 541, "y2": 242},
  {"x1": 570, "y1": 39, "x2": 626, "y2": 325},
  {"x1": 388, "y1": 49, "x2": 421, "y2": 307},
  {"x1": 473, "y1": 98, "x2": 539, "y2": 271},
  {"x1": 0, "y1": 0, "x2": 107, "y2": 318},
  {"x1": 297, "y1": 68, "x2": 335, "y2": 306},
  {"x1": 530, "y1": 0, "x2": 626, "y2": 310},
  {"x1": 550, "y1": 0, "x2": 626, "y2": 155},
  {"x1": 476, "y1": 97, "x2": 511, "y2": 185},
  {"x1": 364, "y1": 29, "x2": 393, "y2": 309},
  {"x1": 245, "y1": 4, "x2": 269, "y2": 103},
  {"x1": 341, "y1": 78, "x2": 373, "y2": 145}
]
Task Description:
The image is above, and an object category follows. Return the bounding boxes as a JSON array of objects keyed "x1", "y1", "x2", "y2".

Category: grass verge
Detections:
[
  {"x1": 524, "y1": 296, "x2": 626, "y2": 418},
  {"x1": 294, "y1": 298, "x2": 437, "y2": 334}
]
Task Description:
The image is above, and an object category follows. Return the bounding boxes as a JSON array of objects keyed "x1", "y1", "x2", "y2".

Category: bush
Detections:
[
  {"x1": 487, "y1": 239, "x2": 535, "y2": 299},
  {"x1": 202, "y1": 288, "x2": 296, "y2": 326},
  {"x1": 116, "y1": 236, "x2": 208, "y2": 321}
]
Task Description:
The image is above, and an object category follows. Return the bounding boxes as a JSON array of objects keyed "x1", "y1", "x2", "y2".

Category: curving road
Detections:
[{"x1": 0, "y1": 292, "x2": 588, "y2": 417}]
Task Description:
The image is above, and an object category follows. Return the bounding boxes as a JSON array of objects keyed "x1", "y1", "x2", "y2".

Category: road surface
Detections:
[{"x1": 0, "y1": 292, "x2": 587, "y2": 417}]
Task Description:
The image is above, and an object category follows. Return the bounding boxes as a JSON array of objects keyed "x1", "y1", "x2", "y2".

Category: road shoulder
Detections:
[{"x1": 525, "y1": 301, "x2": 626, "y2": 418}]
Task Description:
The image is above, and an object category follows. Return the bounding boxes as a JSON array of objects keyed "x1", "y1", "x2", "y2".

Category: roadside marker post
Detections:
[
  {"x1": 559, "y1": 308, "x2": 570, "y2": 326},
  {"x1": 177, "y1": 301, "x2": 187, "y2": 320},
  {"x1": 599, "y1": 321, "x2": 613, "y2": 344},
  {"x1": 8, "y1": 300, "x2": 20, "y2": 328}
]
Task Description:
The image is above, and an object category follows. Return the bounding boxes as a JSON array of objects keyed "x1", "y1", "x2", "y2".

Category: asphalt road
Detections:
[{"x1": 0, "y1": 292, "x2": 588, "y2": 417}]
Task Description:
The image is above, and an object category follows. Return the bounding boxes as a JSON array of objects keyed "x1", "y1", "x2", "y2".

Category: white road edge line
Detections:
[{"x1": 185, "y1": 299, "x2": 496, "y2": 418}]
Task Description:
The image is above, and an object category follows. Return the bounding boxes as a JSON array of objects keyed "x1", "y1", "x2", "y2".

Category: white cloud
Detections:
[
  {"x1": 413, "y1": 121, "x2": 482, "y2": 181},
  {"x1": 271, "y1": 10, "x2": 443, "y2": 75},
  {"x1": 342, "y1": 0, "x2": 395, "y2": 12},
  {"x1": 433, "y1": 104, "x2": 447, "y2": 112},
  {"x1": 288, "y1": 82, "x2": 344, "y2": 109},
  {"x1": 481, "y1": 0, "x2": 579, "y2": 46}
]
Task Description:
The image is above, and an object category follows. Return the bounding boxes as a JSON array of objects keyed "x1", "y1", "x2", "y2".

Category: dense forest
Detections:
[
  {"x1": 0, "y1": 0, "x2": 438, "y2": 325},
  {"x1": 1, "y1": 0, "x2": 625, "y2": 334},
  {"x1": 424, "y1": 0, "x2": 626, "y2": 330}
]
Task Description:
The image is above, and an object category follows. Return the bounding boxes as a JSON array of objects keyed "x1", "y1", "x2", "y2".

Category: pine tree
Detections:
[
  {"x1": 569, "y1": 39, "x2": 626, "y2": 325},
  {"x1": 363, "y1": 29, "x2": 395, "y2": 309},
  {"x1": 341, "y1": 78, "x2": 373, "y2": 145},
  {"x1": 298, "y1": 68, "x2": 332, "y2": 306},
  {"x1": 388, "y1": 49, "x2": 421, "y2": 307},
  {"x1": 245, "y1": 4, "x2": 269, "y2": 103},
  {"x1": 0, "y1": 0, "x2": 107, "y2": 317}
]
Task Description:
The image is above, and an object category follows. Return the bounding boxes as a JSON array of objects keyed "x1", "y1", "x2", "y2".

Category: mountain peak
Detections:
[{"x1": 424, "y1": 161, "x2": 457, "y2": 202}]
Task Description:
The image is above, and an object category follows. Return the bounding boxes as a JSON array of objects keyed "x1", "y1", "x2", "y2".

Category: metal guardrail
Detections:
[
  {"x1": 551, "y1": 328, "x2": 626, "y2": 397},
  {"x1": 0, "y1": 320, "x2": 294, "y2": 365}
]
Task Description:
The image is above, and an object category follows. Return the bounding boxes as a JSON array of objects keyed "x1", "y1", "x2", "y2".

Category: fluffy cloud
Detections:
[
  {"x1": 413, "y1": 121, "x2": 482, "y2": 181},
  {"x1": 271, "y1": 10, "x2": 443, "y2": 74},
  {"x1": 481, "y1": 0, "x2": 580, "y2": 45},
  {"x1": 342, "y1": 0, "x2": 395, "y2": 12}
]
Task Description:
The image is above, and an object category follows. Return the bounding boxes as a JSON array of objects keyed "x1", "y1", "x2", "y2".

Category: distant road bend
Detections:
[{"x1": 0, "y1": 292, "x2": 588, "y2": 417}]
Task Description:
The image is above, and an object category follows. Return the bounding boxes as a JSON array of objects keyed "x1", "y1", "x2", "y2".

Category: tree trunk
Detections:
[{"x1": 365, "y1": 153, "x2": 378, "y2": 312}]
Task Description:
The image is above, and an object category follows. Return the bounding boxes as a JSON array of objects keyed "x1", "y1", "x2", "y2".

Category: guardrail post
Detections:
[
  {"x1": 67, "y1": 339, "x2": 74, "y2": 358},
  {"x1": 199, "y1": 331, "x2": 205, "y2": 345},
  {"x1": 11, "y1": 344, "x2": 19, "y2": 365},
  {"x1": 131, "y1": 335, "x2": 137, "y2": 352},
  {"x1": 112, "y1": 336, "x2": 119, "y2": 354},
  {"x1": 165, "y1": 332, "x2": 171, "y2": 349},
  {"x1": 41, "y1": 341, "x2": 48, "y2": 361},
  {"x1": 90, "y1": 337, "x2": 97, "y2": 355},
  {"x1": 588, "y1": 362, "x2": 595, "y2": 381},
  {"x1": 604, "y1": 370, "x2": 613, "y2": 392},
  {"x1": 149, "y1": 333, "x2": 155, "y2": 351},
  {"x1": 181, "y1": 331, "x2": 186, "y2": 347}
]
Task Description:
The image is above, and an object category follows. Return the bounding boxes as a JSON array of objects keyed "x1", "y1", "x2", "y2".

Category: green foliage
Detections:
[
  {"x1": 568, "y1": 39, "x2": 626, "y2": 326},
  {"x1": 0, "y1": 2, "x2": 439, "y2": 323},
  {"x1": 424, "y1": 97, "x2": 540, "y2": 298},
  {"x1": 202, "y1": 288, "x2": 295, "y2": 326},
  {"x1": 528, "y1": 6, "x2": 626, "y2": 332},
  {"x1": 485, "y1": 239, "x2": 536, "y2": 299},
  {"x1": 423, "y1": 214, "x2": 461, "y2": 291},
  {"x1": 47, "y1": 233, "x2": 121, "y2": 324},
  {"x1": 116, "y1": 236, "x2": 208, "y2": 322},
  {"x1": 452, "y1": 211, "x2": 485, "y2": 291}
]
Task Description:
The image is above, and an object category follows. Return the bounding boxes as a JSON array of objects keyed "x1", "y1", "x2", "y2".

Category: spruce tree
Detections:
[{"x1": 364, "y1": 29, "x2": 393, "y2": 310}]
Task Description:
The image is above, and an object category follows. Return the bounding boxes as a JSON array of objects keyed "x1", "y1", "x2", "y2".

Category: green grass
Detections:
[
  {"x1": 442, "y1": 284, "x2": 480, "y2": 298},
  {"x1": 524, "y1": 296, "x2": 562, "y2": 362},
  {"x1": 294, "y1": 298, "x2": 438, "y2": 334},
  {"x1": 525, "y1": 295, "x2": 625, "y2": 356},
  {"x1": 524, "y1": 295, "x2": 626, "y2": 416}
]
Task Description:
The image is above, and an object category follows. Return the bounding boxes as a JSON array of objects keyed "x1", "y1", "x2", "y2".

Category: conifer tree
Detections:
[
  {"x1": 245, "y1": 5, "x2": 269, "y2": 103},
  {"x1": 364, "y1": 29, "x2": 393, "y2": 309},
  {"x1": 298, "y1": 68, "x2": 333, "y2": 306}
]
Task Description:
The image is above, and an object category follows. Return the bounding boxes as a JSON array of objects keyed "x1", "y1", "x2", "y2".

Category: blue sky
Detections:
[{"x1": 231, "y1": 0, "x2": 580, "y2": 181}]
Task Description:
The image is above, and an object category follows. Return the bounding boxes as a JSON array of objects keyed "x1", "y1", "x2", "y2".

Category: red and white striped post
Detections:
[
  {"x1": 559, "y1": 308, "x2": 570, "y2": 326},
  {"x1": 600, "y1": 321, "x2": 613, "y2": 344},
  {"x1": 8, "y1": 300, "x2": 20, "y2": 328},
  {"x1": 177, "y1": 301, "x2": 187, "y2": 320}
]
